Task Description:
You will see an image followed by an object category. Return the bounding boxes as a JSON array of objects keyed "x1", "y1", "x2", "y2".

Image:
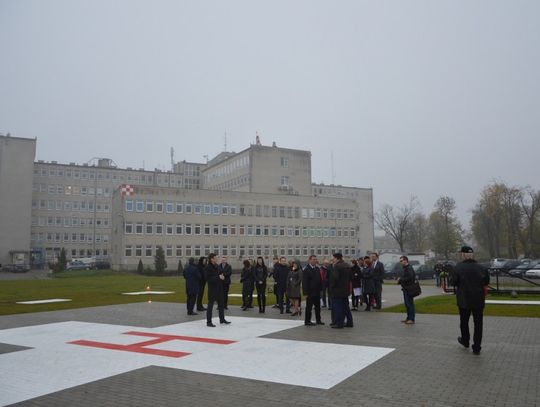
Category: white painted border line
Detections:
[
  {"x1": 122, "y1": 291, "x2": 175, "y2": 295},
  {"x1": 16, "y1": 299, "x2": 72, "y2": 305},
  {"x1": 486, "y1": 300, "x2": 540, "y2": 305}
]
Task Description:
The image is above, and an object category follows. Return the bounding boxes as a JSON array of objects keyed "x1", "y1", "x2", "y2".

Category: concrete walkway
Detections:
[{"x1": 1, "y1": 288, "x2": 538, "y2": 407}]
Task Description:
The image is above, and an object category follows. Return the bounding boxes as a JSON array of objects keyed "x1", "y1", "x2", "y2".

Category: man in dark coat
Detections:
[
  {"x1": 205, "y1": 253, "x2": 231, "y2": 327},
  {"x1": 273, "y1": 257, "x2": 291, "y2": 314},
  {"x1": 329, "y1": 253, "x2": 353, "y2": 329},
  {"x1": 219, "y1": 257, "x2": 233, "y2": 309},
  {"x1": 451, "y1": 246, "x2": 490, "y2": 355},
  {"x1": 183, "y1": 257, "x2": 200, "y2": 315},
  {"x1": 371, "y1": 253, "x2": 385, "y2": 309},
  {"x1": 302, "y1": 255, "x2": 324, "y2": 326}
]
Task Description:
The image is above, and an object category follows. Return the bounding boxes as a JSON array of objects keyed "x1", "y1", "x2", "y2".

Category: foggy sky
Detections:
[{"x1": 1, "y1": 0, "x2": 539, "y2": 229}]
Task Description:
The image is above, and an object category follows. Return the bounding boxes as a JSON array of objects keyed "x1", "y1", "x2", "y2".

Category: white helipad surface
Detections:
[
  {"x1": 0, "y1": 317, "x2": 393, "y2": 406},
  {"x1": 486, "y1": 300, "x2": 540, "y2": 305},
  {"x1": 15, "y1": 299, "x2": 72, "y2": 304},
  {"x1": 122, "y1": 291, "x2": 175, "y2": 295}
]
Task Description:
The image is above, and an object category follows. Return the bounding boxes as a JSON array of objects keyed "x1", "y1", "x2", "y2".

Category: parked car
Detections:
[
  {"x1": 507, "y1": 264, "x2": 534, "y2": 277},
  {"x1": 491, "y1": 258, "x2": 507, "y2": 268},
  {"x1": 94, "y1": 261, "x2": 111, "y2": 270},
  {"x1": 1, "y1": 264, "x2": 30, "y2": 273},
  {"x1": 524, "y1": 264, "x2": 540, "y2": 279},
  {"x1": 66, "y1": 261, "x2": 93, "y2": 270},
  {"x1": 384, "y1": 260, "x2": 420, "y2": 279},
  {"x1": 415, "y1": 265, "x2": 435, "y2": 280}
]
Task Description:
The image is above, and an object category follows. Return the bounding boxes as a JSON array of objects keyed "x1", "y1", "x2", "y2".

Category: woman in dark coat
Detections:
[
  {"x1": 350, "y1": 259, "x2": 363, "y2": 311},
  {"x1": 361, "y1": 257, "x2": 376, "y2": 311},
  {"x1": 183, "y1": 257, "x2": 200, "y2": 315},
  {"x1": 287, "y1": 261, "x2": 302, "y2": 316},
  {"x1": 254, "y1": 257, "x2": 268, "y2": 313},
  {"x1": 240, "y1": 259, "x2": 255, "y2": 310}
]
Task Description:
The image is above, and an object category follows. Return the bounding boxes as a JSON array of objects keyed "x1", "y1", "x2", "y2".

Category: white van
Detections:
[{"x1": 491, "y1": 258, "x2": 506, "y2": 268}]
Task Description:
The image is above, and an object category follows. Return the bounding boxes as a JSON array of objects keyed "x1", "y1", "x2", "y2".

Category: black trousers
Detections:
[
  {"x1": 207, "y1": 289, "x2": 225, "y2": 323},
  {"x1": 196, "y1": 280, "x2": 206, "y2": 310},
  {"x1": 305, "y1": 295, "x2": 322, "y2": 323},
  {"x1": 186, "y1": 293, "x2": 197, "y2": 314},
  {"x1": 242, "y1": 288, "x2": 253, "y2": 308},
  {"x1": 374, "y1": 280, "x2": 383, "y2": 308},
  {"x1": 276, "y1": 285, "x2": 287, "y2": 312},
  {"x1": 459, "y1": 307, "x2": 484, "y2": 352},
  {"x1": 223, "y1": 283, "x2": 231, "y2": 308},
  {"x1": 256, "y1": 283, "x2": 266, "y2": 311}
]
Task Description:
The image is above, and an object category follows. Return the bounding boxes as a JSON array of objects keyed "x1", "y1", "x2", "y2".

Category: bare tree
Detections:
[
  {"x1": 406, "y1": 212, "x2": 429, "y2": 252},
  {"x1": 429, "y1": 196, "x2": 463, "y2": 259},
  {"x1": 375, "y1": 196, "x2": 420, "y2": 252}
]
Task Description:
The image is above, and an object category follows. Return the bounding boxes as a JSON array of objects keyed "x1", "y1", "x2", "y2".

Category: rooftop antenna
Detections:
[
  {"x1": 203, "y1": 154, "x2": 209, "y2": 163},
  {"x1": 170, "y1": 147, "x2": 174, "y2": 171},
  {"x1": 255, "y1": 131, "x2": 261, "y2": 145},
  {"x1": 143, "y1": 160, "x2": 145, "y2": 170},
  {"x1": 330, "y1": 150, "x2": 336, "y2": 184},
  {"x1": 224, "y1": 131, "x2": 228, "y2": 151}
]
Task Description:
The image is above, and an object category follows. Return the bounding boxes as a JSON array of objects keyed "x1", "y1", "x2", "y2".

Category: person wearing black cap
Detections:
[
  {"x1": 329, "y1": 253, "x2": 353, "y2": 329},
  {"x1": 451, "y1": 246, "x2": 489, "y2": 355}
]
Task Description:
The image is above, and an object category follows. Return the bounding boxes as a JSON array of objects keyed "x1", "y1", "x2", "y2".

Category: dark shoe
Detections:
[
  {"x1": 197, "y1": 307, "x2": 207, "y2": 311},
  {"x1": 220, "y1": 320, "x2": 231, "y2": 325},
  {"x1": 242, "y1": 307, "x2": 248, "y2": 311},
  {"x1": 305, "y1": 321, "x2": 315, "y2": 326},
  {"x1": 188, "y1": 312, "x2": 199, "y2": 316},
  {"x1": 472, "y1": 348, "x2": 481, "y2": 355},
  {"x1": 400, "y1": 319, "x2": 408, "y2": 323},
  {"x1": 321, "y1": 305, "x2": 327, "y2": 308},
  {"x1": 291, "y1": 312, "x2": 299, "y2": 316},
  {"x1": 316, "y1": 321, "x2": 325, "y2": 325},
  {"x1": 272, "y1": 304, "x2": 279, "y2": 308},
  {"x1": 207, "y1": 322, "x2": 216, "y2": 327},
  {"x1": 286, "y1": 310, "x2": 292, "y2": 314},
  {"x1": 458, "y1": 337, "x2": 469, "y2": 348},
  {"x1": 404, "y1": 320, "x2": 415, "y2": 325},
  {"x1": 224, "y1": 307, "x2": 229, "y2": 310},
  {"x1": 331, "y1": 325, "x2": 344, "y2": 329},
  {"x1": 345, "y1": 324, "x2": 354, "y2": 328}
]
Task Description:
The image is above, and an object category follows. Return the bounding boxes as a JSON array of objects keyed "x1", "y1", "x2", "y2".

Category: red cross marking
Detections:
[{"x1": 68, "y1": 331, "x2": 237, "y2": 358}]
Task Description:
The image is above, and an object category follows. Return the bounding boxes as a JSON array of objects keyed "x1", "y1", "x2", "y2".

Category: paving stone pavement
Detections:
[{"x1": 1, "y1": 294, "x2": 539, "y2": 407}]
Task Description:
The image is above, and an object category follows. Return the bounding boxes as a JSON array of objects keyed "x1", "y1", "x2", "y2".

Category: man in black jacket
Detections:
[
  {"x1": 302, "y1": 255, "x2": 324, "y2": 326},
  {"x1": 273, "y1": 257, "x2": 290, "y2": 314},
  {"x1": 205, "y1": 253, "x2": 231, "y2": 327},
  {"x1": 330, "y1": 253, "x2": 353, "y2": 329},
  {"x1": 451, "y1": 246, "x2": 489, "y2": 355},
  {"x1": 219, "y1": 257, "x2": 233, "y2": 310},
  {"x1": 371, "y1": 252, "x2": 385, "y2": 309}
]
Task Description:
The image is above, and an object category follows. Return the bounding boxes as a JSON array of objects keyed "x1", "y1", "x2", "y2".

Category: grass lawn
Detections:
[
  {"x1": 382, "y1": 293, "x2": 540, "y2": 318},
  {"x1": 0, "y1": 270, "x2": 250, "y2": 316}
]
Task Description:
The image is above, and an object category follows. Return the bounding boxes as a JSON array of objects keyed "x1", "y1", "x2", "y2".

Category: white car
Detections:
[
  {"x1": 491, "y1": 258, "x2": 507, "y2": 268},
  {"x1": 524, "y1": 264, "x2": 540, "y2": 278}
]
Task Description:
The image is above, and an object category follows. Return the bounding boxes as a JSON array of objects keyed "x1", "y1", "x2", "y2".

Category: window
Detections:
[
  {"x1": 125, "y1": 223, "x2": 133, "y2": 234},
  {"x1": 156, "y1": 223, "x2": 163, "y2": 234},
  {"x1": 166, "y1": 224, "x2": 173, "y2": 235},
  {"x1": 145, "y1": 246, "x2": 153, "y2": 257},
  {"x1": 176, "y1": 224, "x2": 183, "y2": 235},
  {"x1": 185, "y1": 245, "x2": 192, "y2": 257},
  {"x1": 135, "y1": 245, "x2": 142, "y2": 257},
  {"x1": 213, "y1": 204, "x2": 220, "y2": 215},
  {"x1": 136, "y1": 200, "x2": 144, "y2": 212},
  {"x1": 135, "y1": 223, "x2": 143, "y2": 234},
  {"x1": 204, "y1": 224, "x2": 211, "y2": 235},
  {"x1": 213, "y1": 225, "x2": 219, "y2": 235},
  {"x1": 146, "y1": 223, "x2": 153, "y2": 234},
  {"x1": 176, "y1": 202, "x2": 183, "y2": 213},
  {"x1": 280, "y1": 157, "x2": 288, "y2": 167},
  {"x1": 125, "y1": 200, "x2": 133, "y2": 211},
  {"x1": 280, "y1": 176, "x2": 289, "y2": 186},
  {"x1": 156, "y1": 201, "x2": 163, "y2": 212},
  {"x1": 166, "y1": 245, "x2": 173, "y2": 257},
  {"x1": 195, "y1": 224, "x2": 201, "y2": 235},
  {"x1": 230, "y1": 225, "x2": 236, "y2": 235},
  {"x1": 125, "y1": 246, "x2": 133, "y2": 257},
  {"x1": 146, "y1": 201, "x2": 154, "y2": 212},
  {"x1": 222, "y1": 225, "x2": 228, "y2": 235},
  {"x1": 166, "y1": 202, "x2": 174, "y2": 213},
  {"x1": 185, "y1": 224, "x2": 192, "y2": 235},
  {"x1": 204, "y1": 204, "x2": 211, "y2": 215},
  {"x1": 185, "y1": 203, "x2": 192, "y2": 214}
]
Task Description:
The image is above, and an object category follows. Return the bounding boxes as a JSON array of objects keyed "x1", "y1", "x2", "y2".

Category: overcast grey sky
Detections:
[{"x1": 1, "y1": 0, "x2": 539, "y2": 228}]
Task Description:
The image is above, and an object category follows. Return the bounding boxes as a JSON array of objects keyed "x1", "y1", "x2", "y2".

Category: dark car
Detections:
[
  {"x1": 66, "y1": 261, "x2": 92, "y2": 270},
  {"x1": 384, "y1": 260, "x2": 420, "y2": 279},
  {"x1": 415, "y1": 265, "x2": 435, "y2": 280}
]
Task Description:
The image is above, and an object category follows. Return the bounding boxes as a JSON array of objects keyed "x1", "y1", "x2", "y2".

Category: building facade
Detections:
[
  {"x1": 0, "y1": 135, "x2": 36, "y2": 266},
  {"x1": 0, "y1": 136, "x2": 374, "y2": 269},
  {"x1": 111, "y1": 185, "x2": 370, "y2": 270}
]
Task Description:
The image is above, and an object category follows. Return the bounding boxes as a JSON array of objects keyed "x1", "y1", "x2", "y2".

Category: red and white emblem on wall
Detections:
[{"x1": 120, "y1": 184, "x2": 135, "y2": 196}]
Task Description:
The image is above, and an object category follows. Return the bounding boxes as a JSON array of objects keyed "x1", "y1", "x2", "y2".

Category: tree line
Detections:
[{"x1": 375, "y1": 182, "x2": 540, "y2": 260}]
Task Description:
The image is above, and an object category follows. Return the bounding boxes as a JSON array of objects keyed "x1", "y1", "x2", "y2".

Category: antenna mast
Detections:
[
  {"x1": 170, "y1": 147, "x2": 174, "y2": 171},
  {"x1": 330, "y1": 150, "x2": 336, "y2": 184},
  {"x1": 224, "y1": 131, "x2": 228, "y2": 151}
]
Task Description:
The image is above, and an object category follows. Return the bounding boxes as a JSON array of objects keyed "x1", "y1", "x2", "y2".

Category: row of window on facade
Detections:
[
  {"x1": 33, "y1": 184, "x2": 112, "y2": 197},
  {"x1": 33, "y1": 167, "x2": 198, "y2": 187},
  {"x1": 205, "y1": 155, "x2": 250, "y2": 181},
  {"x1": 312, "y1": 186, "x2": 360, "y2": 198},
  {"x1": 32, "y1": 200, "x2": 111, "y2": 212},
  {"x1": 36, "y1": 247, "x2": 108, "y2": 259},
  {"x1": 32, "y1": 216, "x2": 110, "y2": 228},
  {"x1": 31, "y1": 232, "x2": 109, "y2": 243},
  {"x1": 207, "y1": 174, "x2": 249, "y2": 191},
  {"x1": 124, "y1": 244, "x2": 357, "y2": 259},
  {"x1": 125, "y1": 200, "x2": 356, "y2": 220},
  {"x1": 124, "y1": 223, "x2": 357, "y2": 238}
]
